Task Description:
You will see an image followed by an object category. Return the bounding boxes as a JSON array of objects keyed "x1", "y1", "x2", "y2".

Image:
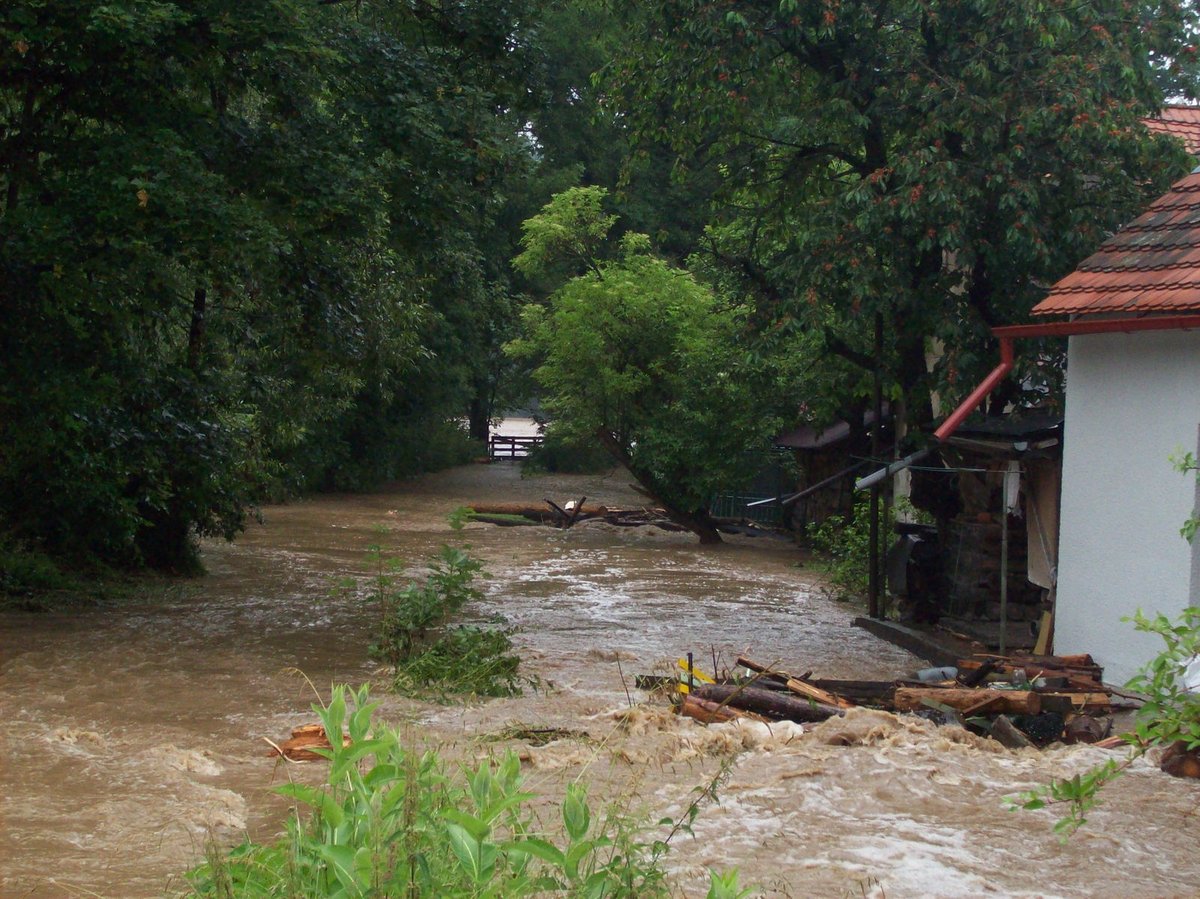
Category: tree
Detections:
[
  {"x1": 607, "y1": 0, "x2": 1197, "y2": 449},
  {"x1": 508, "y1": 187, "x2": 782, "y2": 542},
  {"x1": 0, "y1": 0, "x2": 541, "y2": 572}
]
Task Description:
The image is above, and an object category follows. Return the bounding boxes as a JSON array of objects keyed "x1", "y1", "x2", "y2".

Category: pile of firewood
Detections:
[{"x1": 676, "y1": 653, "x2": 1129, "y2": 750}]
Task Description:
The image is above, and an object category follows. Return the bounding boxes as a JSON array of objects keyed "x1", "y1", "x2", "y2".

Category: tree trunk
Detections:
[
  {"x1": 693, "y1": 684, "x2": 843, "y2": 723},
  {"x1": 593, "y1": 427, "x2": 722, "y2": 544},
  {"x1": 467, "y1": 393, "x2": 490, "y2": 443}
]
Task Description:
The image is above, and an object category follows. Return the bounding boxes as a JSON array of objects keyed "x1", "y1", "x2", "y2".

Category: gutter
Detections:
[{"x1": 855, "y1": 313, "x2": 1200, "y2": 491}]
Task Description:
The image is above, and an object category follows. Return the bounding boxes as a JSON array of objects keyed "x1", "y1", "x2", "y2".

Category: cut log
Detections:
[
  {"x1": 1160, "y1": 741, "x2": 1200, "y2": 779},
  {"x1": 694, "y1": 684, "x2": 843, "y2": 723},
  {"x1": 469, "y1": 514, "x2": 540, "y2": 527},
  {"x1": 989, "y1": 715, "x2": 1035, "y2": 749},
  {"x1": 1038, "y1": 692, "x2": 1113, "y2": 714},
  {"x1": 963, "y1": 653, "x2": 1103, "y2": 682},
  {"x1": 266, "y1": 724, "x2": 350, "y2": 762},
  {"x1": 468, "y1": 502, "x2": 608, "y2": 521},
  {"x1": 736, "y1": 657, "x2": 855, "y2": 708},
  {"x1": 807, "y1": 679, "x2": 897, "y2": 706},
  {"x1": 678, "y1": 695, "x2": 766, "y2": 725},
  {"x1": 893, "y1": 687, "x2": 1042, "y2": 716}
]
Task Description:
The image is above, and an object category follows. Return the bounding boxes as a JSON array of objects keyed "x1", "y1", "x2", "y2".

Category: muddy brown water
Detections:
[{"x1": 2, "y1": 462, "x2": 1199, "y2": 898}]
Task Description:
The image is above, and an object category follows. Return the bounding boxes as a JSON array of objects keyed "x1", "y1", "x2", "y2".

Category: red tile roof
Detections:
[
  {"x1": 1144, "y1": 105, "x2": 1200, "y2": 155},
  {"x1": 1032, "y1": 170, "x2": 1200, "y2": 316}
]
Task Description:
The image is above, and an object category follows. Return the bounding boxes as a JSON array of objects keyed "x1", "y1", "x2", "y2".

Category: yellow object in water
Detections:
[{"x1": 676, "y1": 658, "x2": 715, "y2": 693}]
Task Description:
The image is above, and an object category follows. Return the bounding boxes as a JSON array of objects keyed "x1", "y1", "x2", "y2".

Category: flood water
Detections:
[{"x1": 3, "y1": 460, "x2": 1199, "y2": 898}]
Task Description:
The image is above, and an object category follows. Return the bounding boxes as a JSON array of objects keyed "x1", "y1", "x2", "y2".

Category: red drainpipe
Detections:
[
  {"x1": 934, "y1": 314, "x2": 1200, "y2": 443},
  {"x1": 933, "y1": 337, "x2": 1014, "y2": 442},
  {"x1": 854, "y1": 313, "x2": 1200, "y2": 489}
]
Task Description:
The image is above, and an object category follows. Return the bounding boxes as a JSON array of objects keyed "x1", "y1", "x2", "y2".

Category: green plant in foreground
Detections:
[
  {"x1": 1011, "y1": 606, "x2": 1200, "y2": 836},
  {"x1": 184, "y1": 685, "x2": 754, "y2": 898},
  {"x1": 1170, "y1": 450, "x2": 1199, "y2": 544}
]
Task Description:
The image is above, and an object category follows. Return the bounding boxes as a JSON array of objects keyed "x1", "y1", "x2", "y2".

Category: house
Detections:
[
  {"x1": 1144, "y1": 105, "x2": 1200, "y2": 154},
  {"x1": 985, "y1": 171, "x2": 1200, "y2": 683}
]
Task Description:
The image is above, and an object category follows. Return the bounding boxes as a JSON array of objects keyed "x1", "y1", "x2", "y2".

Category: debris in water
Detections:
[
  {"x1": 265, "y1": 724, "x2": 350, "y2": 762},
  {"x1": 669, "y1": 650, "x2": 1130, "y2": 752}
]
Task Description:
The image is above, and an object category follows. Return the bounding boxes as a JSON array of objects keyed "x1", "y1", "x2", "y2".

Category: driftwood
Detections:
[
  {"x1": 678, "y1": 695, "x2": 767, "y2": 725},
  {"x1": 544, "y1": 496, "x2": 587, "y2": 528},
  {"x1": 1161, "y1": 741, "x2": 1200, "y2": 778},
  {"x1": 466, "y1": 502, "x2": 687, "y2": 532},
  {"x1": 469, "y1": 514, "x2": 540, "y2": 527},
  {"x1": 736, "y1": 657, "x2": 856, "y2": 708},
  {"x1": 1038, "y1": 692, "x2": 1116, "y2": 714},
  {"x1": 266, "y1": 724, "x2": 350, "y2": 762},
  {"x1": 893, "y1": 687, "x2": 1041, "y2": 716},
  {"x1": 959, "y1": 653, "x2": 1104, "y2": 686},
  {"x1": 989, "y1": 715, "x2": 1035, "y2": 749},
  {"x1": 694, "y1": 684, "x2": 843, "y2": 723},
  {"x1": 468, "y1": 502, "x2": 606, "y2": 521},
  {"x1": 807, "y1": 679, "x2": 897, "y2": 706}
]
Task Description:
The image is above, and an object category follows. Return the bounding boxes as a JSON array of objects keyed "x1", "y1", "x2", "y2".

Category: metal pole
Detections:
[
  {"x1": 999, "y1": 468, "x2": 1010, "y2": 656},
  {"x1": 868, "y1": 313, "x2": 883, "y2": 619}
]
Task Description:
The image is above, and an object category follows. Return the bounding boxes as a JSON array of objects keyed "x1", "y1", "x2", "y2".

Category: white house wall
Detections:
[{"x1": 1055, "y1": 329, "x2": 1200, "y2": 684}]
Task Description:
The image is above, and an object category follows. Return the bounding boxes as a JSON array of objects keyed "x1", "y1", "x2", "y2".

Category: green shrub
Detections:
[
  {"x1": 367, "y1": 539, "x2": 527, "y2": 699},
  {"x1": 807, "y1": 495, "x2": 889, "y2": 603},
  {"x1": 184, "y1": 685, "x2": 753, "y2": 898}
]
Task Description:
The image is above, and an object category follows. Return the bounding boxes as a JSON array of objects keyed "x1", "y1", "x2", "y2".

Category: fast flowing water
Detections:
[{"x1": 2, "y1": 460, "x2": 1199, "y2": 898}]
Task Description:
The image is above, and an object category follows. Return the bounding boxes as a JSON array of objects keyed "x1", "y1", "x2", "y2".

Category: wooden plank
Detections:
[
  {"x1": 894, "y1": 687, "x2": 1041, "y2": 715},
  {"x1": 1033, "y1": 610, "x2": 1053, "y2": 656},
  {"x1": 736, "y1": 657, "x2": 855, "y2": 708}
]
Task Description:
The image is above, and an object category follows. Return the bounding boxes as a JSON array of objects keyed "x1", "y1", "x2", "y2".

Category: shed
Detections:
[
  {"x1": 959, "y1": 171, "x2": 1200, "y2": 683},
  {"x1": 1019, "y1": 171, "x2": 1200, "y2": 683}
]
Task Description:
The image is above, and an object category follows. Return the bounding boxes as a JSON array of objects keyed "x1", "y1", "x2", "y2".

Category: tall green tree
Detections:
[
  {"x1": 0, "y1": 0, "x2": 539, "y2": 572},
  {"x1": 509, "y1": 187, "x2": 783, "y2": 542},
  {"x1": 608, "y1": 0, "x2": 1197, "y2": 441}
]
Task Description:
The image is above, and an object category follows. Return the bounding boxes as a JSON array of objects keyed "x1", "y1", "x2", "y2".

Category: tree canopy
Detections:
[
  {"x1": 0, "y1": 0, "x2": 537, "y2": 570},
  {"x1": 5, "y1": 0, "x2": 1200, "y2": 573},
  {"x1": 606, "y1": 0, "x2": 1198, "y2": 435},
  {"x1": 508, "y1": 187, "x2": 784, "y2": 542}
]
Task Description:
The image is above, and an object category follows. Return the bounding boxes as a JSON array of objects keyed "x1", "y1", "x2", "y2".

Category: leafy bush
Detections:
[
  {"x1": 184, "y1": 685, "x2": 753, "y2": 898},
  {"x1": 522, "y1": 432, "x2": 613, "y2": 474},
  {"x1": 367, "y1": 538, "x2": 527, "y2": 699},
  {"x1": 0, "y1": 539, "x2": 79, "y2": 606},
  {"x1": 807, "y1": 495, "x2": 890, "y2": 603}
]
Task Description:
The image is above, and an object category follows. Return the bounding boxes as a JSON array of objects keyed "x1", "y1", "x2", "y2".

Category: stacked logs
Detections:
[{"x1": 675, "y1": 653, "x2": 1126, "y2": 751}]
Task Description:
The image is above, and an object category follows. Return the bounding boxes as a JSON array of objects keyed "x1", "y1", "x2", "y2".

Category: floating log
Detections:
[
  {"x1": 468, "y1": 502, "x2": 606, "y2": 521},
  {"x1": 1038, "y1": 692, "x2": 1114, "y2": 714},
  {"x1": 694, "y1": 684, "x2": 843, "y2": 723},
  {"x1": 678, "y1": 695, "x2": 766, "y2": 725},
  {"x1": 961, "y1": 653, "x2": 1103, "y2": 683},
  {"x1": 893, "y1": 687, "x2": 1042, "y2": 716},
  {"x1": 736, "y1": 657, "x2": 855, "y2": 708},
  {"x1": 807, "y1": 679, "x2": 897, "y2": 706},
  {"x1": 266, "y1": 724, "x2": 350, "y2": 762},
  {"x1": 1160, "y1": 741, "x2": 1200, "y2": 779},
  {"x1": 469, "y1": 514, "x2": 540, "y2": 527}
]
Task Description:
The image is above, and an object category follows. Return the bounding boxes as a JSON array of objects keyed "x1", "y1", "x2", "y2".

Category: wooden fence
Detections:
[{"x1": 488, "y1": 434, "x2": 544, "y2": 460}]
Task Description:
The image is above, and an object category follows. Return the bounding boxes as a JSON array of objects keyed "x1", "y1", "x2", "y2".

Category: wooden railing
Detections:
[{"x1": 488, "y1": 434, "x2": 544, "y2": 459}]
